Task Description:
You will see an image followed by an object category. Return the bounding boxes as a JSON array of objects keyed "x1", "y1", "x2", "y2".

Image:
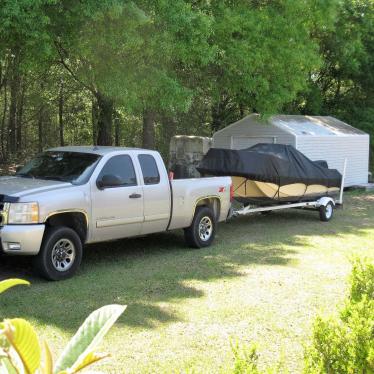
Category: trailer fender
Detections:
[{"x1": 316, "y1": 197, "x2": 335, "y2": 207}]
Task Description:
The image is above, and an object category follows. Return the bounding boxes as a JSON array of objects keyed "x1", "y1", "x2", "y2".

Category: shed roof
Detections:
[
  {"x1": 214, "y1": 114, "x2": 367, "y2": 137},
  {"x1": 272, "y1": 115, "x2": 366, "y2": 136}
]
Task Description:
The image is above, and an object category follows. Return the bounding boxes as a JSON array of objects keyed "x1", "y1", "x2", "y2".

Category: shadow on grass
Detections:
[{"x1": 0, "y1": 193, "x2": 373, "y2": 332}]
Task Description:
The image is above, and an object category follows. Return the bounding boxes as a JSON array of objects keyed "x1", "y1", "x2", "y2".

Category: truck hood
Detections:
[{"x1": 0, "y1": 176, "x2": 72, "y2": 198}]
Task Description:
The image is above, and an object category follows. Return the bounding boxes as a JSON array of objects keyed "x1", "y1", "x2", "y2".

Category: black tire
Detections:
[
  {"x1": 184, "y1": 206, "x2": 216, "y2": 248},
  {"x1": 33, "y1": 226, "x2": 83, "y2": 281},
  {"x1": 319, "y1": 202, "x2": 334, "y2": 222}
]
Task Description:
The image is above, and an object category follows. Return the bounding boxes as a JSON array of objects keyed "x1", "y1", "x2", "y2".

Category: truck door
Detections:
[
  {"x1": 137, "y1": 153, "x2": 171, "y2": 234},
  {"x1": 91, "y1": 154, "x2": 144, "y2": 241}
]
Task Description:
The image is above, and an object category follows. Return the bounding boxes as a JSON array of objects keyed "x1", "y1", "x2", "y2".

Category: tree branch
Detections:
[{"x1": 54, "y1": 41, "x2": 97, "y2": 96}]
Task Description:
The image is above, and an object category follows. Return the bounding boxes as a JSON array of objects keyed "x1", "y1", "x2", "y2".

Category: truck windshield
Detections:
[{"x1": 16, "y1": 151, "x2": 101, "y2": 184}]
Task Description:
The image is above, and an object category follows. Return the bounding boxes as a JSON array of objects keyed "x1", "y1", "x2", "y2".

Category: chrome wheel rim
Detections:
[
  {"x1": 199, "y1": 216, "x2": 213, "y2": 241},
  {"x1": 51, "y1": 239, "x2": 75, "y2": 272},
  {"x1": 325, "y1": 204, "x2": 333, "y2": 219}
]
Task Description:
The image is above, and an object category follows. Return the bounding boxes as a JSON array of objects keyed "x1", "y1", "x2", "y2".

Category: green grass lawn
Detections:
[{"x1": 1, "y1": 191, "x2": 374, "y2": 373}]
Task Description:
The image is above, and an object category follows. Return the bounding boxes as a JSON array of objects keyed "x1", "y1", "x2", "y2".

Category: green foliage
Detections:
[
  {"x1": 231, "y1": 340, "x2": 285, "y2": 374},
  {"x1": 293, "y1": 0, "x2": 374, "y2": 169},
  {"x1": 304, "y1": 258, "x2": 374, "y2": 374},
  {"x1": 54, "y1": 304, "x2": 126, "y2": 373},
  {"x1": 0, "y1": 0, "x2": 372, "y2": 158},
  {"x1": 231, "y1": 341, "x2": 263, "y2": 374},
  {"x1": 349, "y1": 257, "x2": 374, "y2": 303},
  {"x1": 204, "y1": 0, "x2": 339, "y2": 130},
  {"x1": 0, "y1": 279, "x2": 126, "y2": 374}
]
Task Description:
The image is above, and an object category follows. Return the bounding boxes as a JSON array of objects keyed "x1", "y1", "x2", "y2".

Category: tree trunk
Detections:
[
  {"x1": 38, "y1": 105, "x2": 44, "y2": 153},
  {"x1": 114, "y1": 113, "x2": 120, "y2": 146},
  {"x1": 1, "y1": 84, "x2": 8, "y2": 160},
  {"x1": 59, "y1": 80, "x2": 64, "y2": 146},
  {"x1": 96, "y1": 93, "x2": 113, "y2": 146},
  {"x1": 8, "y1": 52, "x2": 20, "y2": 155},
  {"x1": 92, "y1": 98, "x2": 98, "y2": 145},
  {"x1": 16, "y1": 76, "x2": 25, "y2": 150},
  {"x1": 161, "y1": 115, "x2": 177, "y2": 164},
  {"x1": 211, "y1": 101, "x2": 224, "y2": 133},
  {"x1": 142, "y1": 109, "x2": 156, "y2": 149}
]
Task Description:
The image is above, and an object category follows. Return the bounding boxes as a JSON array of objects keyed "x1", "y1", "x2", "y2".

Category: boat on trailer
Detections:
[
  {"x1": 197, "y1": 143, "x2": 342, "y2": 205},
  {"x1": 197, "y1": 143, "x2": 345, "y2": 221}
]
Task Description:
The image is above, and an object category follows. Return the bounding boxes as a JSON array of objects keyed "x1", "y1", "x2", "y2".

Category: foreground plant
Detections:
[
  {"x1": 304, "y1": 258, "x2": 374, "y2": 373},
  {"x1": 0, "y1": 279, "x2": 126, "y2": 373}
]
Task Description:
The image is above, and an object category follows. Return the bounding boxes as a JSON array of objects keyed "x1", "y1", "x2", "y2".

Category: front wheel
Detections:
[
  {"x1": 184, "y1": 206, "x2": 216, "y2": 248},
  {"x1": 319, "y1": 201, "x2": 334, "y2": 222},
  {"x1": 33, "y1": 226, "x2": 83, "y2": 281}
]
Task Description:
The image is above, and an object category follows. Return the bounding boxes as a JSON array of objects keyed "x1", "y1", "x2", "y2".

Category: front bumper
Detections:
[{"x1": 0, "y1": 224, "x2": 45, "y2": 255}]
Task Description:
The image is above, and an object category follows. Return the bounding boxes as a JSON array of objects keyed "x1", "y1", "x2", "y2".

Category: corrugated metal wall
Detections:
[
  {"x1": 213, "y1": 117, "x2": 295, "y2": 149},
  {"x1": 297, "y1": 135, "x2": 369, "y2": 186}
]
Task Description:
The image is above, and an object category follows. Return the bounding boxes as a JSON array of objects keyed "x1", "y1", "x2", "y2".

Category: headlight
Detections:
[{"x1": 8, "y1": 202, "x2": 39, "y2": 224}]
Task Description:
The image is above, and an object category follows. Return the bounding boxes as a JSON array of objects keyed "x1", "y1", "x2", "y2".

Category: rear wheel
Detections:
[
  {"x1": 184, "y1": 206, "x2": 216, "y2": 248},
  {"x1": 319, "y1": 201, "x2": 334, "y2": 222},
  {"x1": 33, "y1": 226, "x2": 83, "y2": 281}
]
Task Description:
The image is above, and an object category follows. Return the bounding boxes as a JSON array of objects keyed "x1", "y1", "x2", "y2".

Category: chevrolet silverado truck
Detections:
[{"x1": 0, "y1": 146, "x2": 232, "y2": 280}]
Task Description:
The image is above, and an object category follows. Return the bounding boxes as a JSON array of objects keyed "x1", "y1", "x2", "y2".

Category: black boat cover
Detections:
[{"x1": 197, "y1": 143, "x2": 342, "y2": 188}]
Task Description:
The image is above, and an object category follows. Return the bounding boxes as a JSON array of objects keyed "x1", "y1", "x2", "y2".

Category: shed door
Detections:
[{"x1": 231, "y1": 136, "x2": 276, "y2": 150}]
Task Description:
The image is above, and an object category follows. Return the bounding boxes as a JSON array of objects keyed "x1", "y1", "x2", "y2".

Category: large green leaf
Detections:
[
  {"x1": 0, "y1": 356, "x2": 18, "y2": 374},
  {"x1": 0, "y1": 279, "x2": 30, "y2": 294},
  {"x1": 53, "y1": 304, "x2": 126, "y2": 374},
  {"x1": 41, "y1": 340, "x2": 53, "y2": 374},
  {"x1": 3, "y1": 318, "x2": 41, "y2": 374}
]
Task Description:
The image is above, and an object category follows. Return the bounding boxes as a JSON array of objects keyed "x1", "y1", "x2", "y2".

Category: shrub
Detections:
[
  {"x1": 349, "y1": 258, "x2": 374, "y2": 303},
  {"x1": 231, "y1": 340, "x2": 286, "y2": 374},
  {"x1": 231, "y1": 341, "x2": 262, "y2": 374},
  {"x1": 304, "y1": 258, "x2": 374, "y2": 374}
]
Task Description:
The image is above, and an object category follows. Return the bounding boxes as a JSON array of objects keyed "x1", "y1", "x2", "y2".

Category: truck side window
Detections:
[
  {"x1": 138, "y1": 154, "x2": 160, "y2": 185},
  {"x1": 99, "y1": 155, "x2": 137, "y2": 186}
]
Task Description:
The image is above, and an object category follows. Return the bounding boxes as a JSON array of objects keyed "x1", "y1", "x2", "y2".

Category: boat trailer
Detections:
[{"x1": 230, "y1": 159, "x2": 347, "y2": 222}]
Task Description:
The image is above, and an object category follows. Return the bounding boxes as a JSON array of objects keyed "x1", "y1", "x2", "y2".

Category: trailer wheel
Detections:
[
  {"x1": 33, "y1": 226, "x2": 83, "y2": 281},
  {"x1": 184, "y1": 206, "x2": 216, "y2": 248},
  {"x1": 319, "y1": 201, "x2": 334, "y2": 222}
]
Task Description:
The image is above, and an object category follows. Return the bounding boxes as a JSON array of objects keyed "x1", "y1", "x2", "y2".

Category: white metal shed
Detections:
[{"x1": 213, "y1": 114, "x2": 369, "y2": 187}]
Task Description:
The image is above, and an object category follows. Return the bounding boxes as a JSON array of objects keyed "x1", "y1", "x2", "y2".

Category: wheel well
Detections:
[
  {"x1": 45, "y1": 212, "x2": 88, "y2": 243},
  {"x1": 195, "y1": 197, "x2": 221, "y2": 221}
]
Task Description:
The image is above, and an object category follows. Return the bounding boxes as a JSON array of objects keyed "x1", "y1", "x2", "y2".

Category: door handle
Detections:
[{"x1": 129, "y1": 193, "x2": 142, "y2": 199}]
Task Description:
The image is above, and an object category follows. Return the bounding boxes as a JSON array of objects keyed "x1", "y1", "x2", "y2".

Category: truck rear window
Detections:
[{"x1": 138, "y1": 154, "x2": 160, "y2": 185}]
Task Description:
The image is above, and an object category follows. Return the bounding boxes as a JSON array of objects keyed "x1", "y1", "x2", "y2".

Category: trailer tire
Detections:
[
  {"x1": 319, "y1": 201, "x2": 334, "y2": 222},
  {"x1": 184, "y1": 207, "x2": 216, "y2": 248},
  {"x1": 33, "y1": 226, "x2": 83, "y2": 281}
]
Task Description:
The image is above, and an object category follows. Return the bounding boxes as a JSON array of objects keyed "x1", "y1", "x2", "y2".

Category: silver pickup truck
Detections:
[{"x1": 0, "y1": 146, "x2": 232, "y2": 280}]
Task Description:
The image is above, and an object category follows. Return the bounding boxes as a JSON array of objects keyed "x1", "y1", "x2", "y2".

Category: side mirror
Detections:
[{"x1": 97, "y1": 174, "x2": 123, "y2": 189}]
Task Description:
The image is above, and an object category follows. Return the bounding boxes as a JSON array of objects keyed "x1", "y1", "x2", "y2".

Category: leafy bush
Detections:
[
  {"x1": 349, "y1": 258, "x2": 374, "y2": 303},
  {"x1": 0, "y1": 279, "x2": 126, "y2": 374},
  {"x1": 304, "y1": 258, "x2": 374, "y2": 374},
  {"x1": 231, "y1": 341, "x2": 286, "y2": 374},
  {"x1": 231, "y1": 341, "x2": 262, "y2": 374}
]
